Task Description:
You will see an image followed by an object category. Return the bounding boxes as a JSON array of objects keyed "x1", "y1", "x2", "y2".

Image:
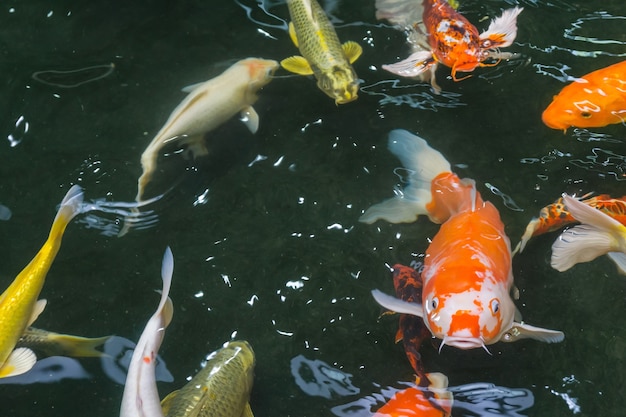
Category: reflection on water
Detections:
[
  {"x1": 291, "y1": 354, "x2": 360, "y2": 399},
  {"x1": 31, "y1": 63, "x2": 116, "y2": 89},
  {"x1": 570, "y1": 147, "x2": 626, "y2": 181},
  {"x1": 360, "y1": 80, "x2": 466, "y2": 111},
  {"x1": 332, "y1": 381, "x2": 534, "y2": 417}
]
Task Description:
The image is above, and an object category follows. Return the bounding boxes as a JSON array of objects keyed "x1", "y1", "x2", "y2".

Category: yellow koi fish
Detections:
[
  {"x1": 134, "y1": 58, "x2": 279, "y2": 203},
  {"x1": 281, "y1": 0, "x2": 362, "y2": 104},
  {"x1": 161, "y1": 340, "x2": 256, "y2": 417},
  {"x1": 0, "y1": 185, "x2": 84, "y2": 378},
  {"x1": 17, "y1": 327, "x2": 110, "y2": 358}
]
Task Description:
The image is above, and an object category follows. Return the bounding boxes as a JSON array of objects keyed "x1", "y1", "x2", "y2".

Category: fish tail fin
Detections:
[
  {"x1": 360, "y1": 130, "x2": 451, "y2": 224},
  {"x1": 551, "y1": 194, "x2": 626, "y2": 272},
  {"x1": 479, "y1": 7, "x2": 523, "y2": 48},
  {"x1": 50, "y1": 334, "x2": 112, "y2": 358},
  {"x1": 49, "y1": 185, "x2": 84, "y2": 239}
]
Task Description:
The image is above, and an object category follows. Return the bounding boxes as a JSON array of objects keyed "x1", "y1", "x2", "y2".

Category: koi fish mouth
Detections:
[{"x1": 440, "y1": 336, "x2": 491, "y2": 354}]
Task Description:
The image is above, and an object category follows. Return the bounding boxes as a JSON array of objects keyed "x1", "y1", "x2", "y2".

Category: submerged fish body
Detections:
[
  {"x1": 550, "y1": 195, "x2": 626, "y2": 274},
  {"x1": 361, "y1": 130, "x2": 564, "y2": 351},
  {"x1": 120, "y1": 247, "x2": 174, "y2": 417},
  {"x1": 375, "y1": 0, "x2": 522, "y2": 91},
  {"x1": 517, "y1": 194, "x2": 626, "y2": 253},
  {"x1": 17, "y1": 327, "x2": 110, "y2": 358},
  {"x1": 161, "y1": 340, "x2": 255, "y2": 417},
  {"x1": 542, "y1": 60, "x2": 626, "y2": 131},
  {"x1": 280, "y1": 0, "x2": 362, "y2": 104},
  {"x1": 373, "y1": 373, "x2": 452, "y2": 417},
  {"x1": 0, "y1": 185, "x2": 84, "y2": 378},
  {"x1": 390, "y1": 264, "x2": 431, "y2": 375},
  {"x1": 134, "y1": 58, "x2": 279, "y2": 203}
]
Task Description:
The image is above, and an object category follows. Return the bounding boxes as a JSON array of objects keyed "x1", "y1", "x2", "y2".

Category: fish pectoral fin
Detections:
[
  {"x1": 280, "y1": 56, "x2": 314, "y2": 75},
  {"x1": 180, "y1": 135, "x2": 209, "y2": 159},
  {"x1": 371, "y1": 289, "x2": 424, "y2": 318},
  {"x1": 0, "y1": 347, "x2": 37, "y2": 378},
  {"x1": 501, "y1": 322, "x2": 564, "y2": 344},
  {"x1": 27, "y1": 299, "x2": 48, "y2": 327},
  {"x1": 382, "y1": 50, "x2": 435, "y2": 78},
  {"x1": 242, "y1": 402, "x2": 254, "y2": 417},
  {"x1": 607, "y1": 252, "x2": 626, "y2": 274},
  {"x1": 240, "y1": 106, "x2": 260, "y2": 134},
  {"x1": 342, "y1": 41, "x2": 363, "y2": 64},
  {"x1": 160, "y1": 389, "x2": 180, "y2": 414},
  {"x1": 181, "y1": 81, "x2": 205, "y2": 93},
  {"x1": 288, "y1": 22, "x2": 299, "y2": 47}
]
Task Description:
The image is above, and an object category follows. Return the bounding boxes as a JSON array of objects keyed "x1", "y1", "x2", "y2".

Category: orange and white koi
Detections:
[
  {"x1": 120, "y1": 247, "x2": 174, "y2": 417},
  {"x1": 376, "y1": 0, "x2": 522, "y2": 91},
  {"x1": 516, "y1": 193, "x2": 626, "y2": 253},
  {"x1": 361, "y1": 129, "x2": 563, "y2": 351},
  {"x1": 542, "y1": 60, "x2": 626, "y2": 131},
  {"x1": 373, "y1": 372, "x2": 452, "y2": 417},
  {"x1": 551, "y1": 194, "x2": 626, "y2": 273}
]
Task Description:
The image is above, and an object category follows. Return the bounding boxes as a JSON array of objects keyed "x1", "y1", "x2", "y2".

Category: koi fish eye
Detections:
[
  {"x1": 430, "y1": 297, "x2": 439, "y2": 311},
  {"x1": 581, "y1": 112, "x2": 592, "y2": 118},
  {"x1": 489, "y1": 298, "x2": 500, "y2": 315}
]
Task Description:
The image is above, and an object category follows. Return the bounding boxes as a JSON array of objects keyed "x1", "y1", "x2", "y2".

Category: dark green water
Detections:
[{"x1": 1, "y1": 1, "x2": 625, "y2": 416}]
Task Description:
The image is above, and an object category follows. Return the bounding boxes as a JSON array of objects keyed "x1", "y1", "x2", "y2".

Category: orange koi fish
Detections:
[
  {"x1": 516, "y1": 193, "x2": 626, "y2": 253},
  {"x1": 361, "y1": 129, "x2": 563, "y2": 351},
  {"x1": 542, "y1": 60, "x2": 626, "y2": 131},
  {"x1": 373, "y1": 373, "x2": 453, "y2": 417},
  {"x1": 551, "y1": 194, "x2": 626, "y2": 273},
  {"x1": 376, "y1": 0, "x2": 522, "y2": 91}
]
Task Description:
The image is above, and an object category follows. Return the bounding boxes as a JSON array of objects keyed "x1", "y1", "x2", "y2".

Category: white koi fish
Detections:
[
  {"x1": 0, "y1": 185, "x2": 84, "y2": 378},
  {"x1": 134, "y1": 58, "x2": 279, "y2": 203},
  {"x1": 119, "y1": 247, "x2": 174, "y2": 417},
  {"x1": 551, "y1": 194, "x2": 626, "y2": 273}
]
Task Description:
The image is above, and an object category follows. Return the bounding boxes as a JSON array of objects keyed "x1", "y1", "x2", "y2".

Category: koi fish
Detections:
[
  {"x1": 161, "y1": 340, "x2": 256, "y2": 417},
  {"x1": 280, "y1": 0, "x2": 363, "y2": 104},
  {"x1": 551, "y1": 194, "x2": 626, "y2": 273},
  {"x1": 134, "y1": 58, "x2": 278, "y2": 203},
  {"x1": 389, "y1": 264, "x2": 431, "y2": 375},
  {"x1": 516, "y1": 193, "x2": 626, "y2": 253},
  {"x1": 373, "y1": 373, "x2": 452, "y2": 417},
  {"x1": 360, "y1": 129, "x2": 564, "y2": 351},
  {"x1": 120, "y1": 247, "x2": 174, "y2": 417},
  {"x1": 375, "y1": 0, "x2": 522, "y2": 92},
  {"x1": 542, "y1": 60, "x2": 626, "y2": 131},
  {"x1": 17, "y1": 327, "x2": 110, "y2": 358},
  {"x1": 0, "y1": 185, "x2": 84, "y2": 378}
]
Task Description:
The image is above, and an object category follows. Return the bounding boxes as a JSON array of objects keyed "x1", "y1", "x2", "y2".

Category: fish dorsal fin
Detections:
[
  {"x1": 27, "y1": 299, "x2": 47, "y2": 327},
  {"x1": 0, "y1": 347, "x2": 37, "y2": 378},
  {"x1": 280, "y1": 56, "x2": 314, "y2": 76},
  {"x1": 242, "y1": 402, "x2": 254, "y2": 417},
  {"x1": 181, "y1": 82, "x2": 205, "y2": 93},
  {"x1": 288, "y1": 22, "x2": 299, "y2": 47},
  {"x1": 240, "y1": 106, "x2": 259, "y2": 134},
  {"x1": 160, "y1": 389, "x2": 179, "y2": 414},
  {"x1": 342, "y1": 41, "x2": 363, "y2": 64},
  {"x1": 501, "y1": 322, "x2": 564, "y2": 344}
]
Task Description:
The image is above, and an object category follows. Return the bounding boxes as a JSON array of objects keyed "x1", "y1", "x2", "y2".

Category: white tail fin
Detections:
[
  {"x1": 550, "y1": 194, "x2": 626, "y2": 272},
  {"x1": 479, "y1": 7, "x2": 523, "y2": 48},
  {"x1": 360, "y1": 130, "x2": 451, "y2": 224}
]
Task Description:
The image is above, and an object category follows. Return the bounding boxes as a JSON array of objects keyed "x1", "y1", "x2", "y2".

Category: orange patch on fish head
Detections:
[{"x1": 244, "y1": 58, "x2": 279, "y2": 86}]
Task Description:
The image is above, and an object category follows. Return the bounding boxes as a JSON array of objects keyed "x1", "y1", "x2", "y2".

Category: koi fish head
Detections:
[
  {"x1": 317, "y1": 65, "x2": 360, "y2": 105},
  {"x1": 542, "y1": 75, "x2": 626, "y2": 131},
  {"x1": 241, "y1": 58, "x2": 280, "y2": 89},
  {"x1": 422, "y1": 270, "x2": 515, "y2": 351}
]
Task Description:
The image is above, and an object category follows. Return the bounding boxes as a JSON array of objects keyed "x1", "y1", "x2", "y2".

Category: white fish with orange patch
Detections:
[
  {"x1": 551, "y1": 194, "x2": 626, "y2": 273},
  {"x1": 119, "y1": 247, "x2": 174, "y2": 417},
  {"x1": 361, "y1": 130, "x2": 564, "y2": 351},
  {"x1": 134, "y1": 58, "x2": 278, "y2": 203}
]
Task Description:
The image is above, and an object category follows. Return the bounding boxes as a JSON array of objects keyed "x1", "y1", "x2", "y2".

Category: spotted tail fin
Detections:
[
  {"x1": 359, "y1": 130, "x2": 451, "y2": 224},
  {"x1": 551, "y1": 194, "x2": 626, "y2": 272}
]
